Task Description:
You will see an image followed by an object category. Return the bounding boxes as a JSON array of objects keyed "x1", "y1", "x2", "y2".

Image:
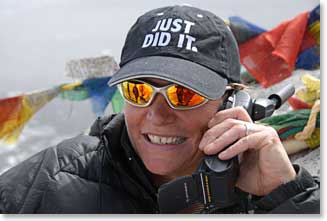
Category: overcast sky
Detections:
[{"x1": 0, "y1": 0, "x2": 319, "y2": 94}]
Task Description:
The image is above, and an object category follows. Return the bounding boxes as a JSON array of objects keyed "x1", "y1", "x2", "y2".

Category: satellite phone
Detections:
[{"x1": 157, "y1": 84, "x2": 295, "y2": 213}]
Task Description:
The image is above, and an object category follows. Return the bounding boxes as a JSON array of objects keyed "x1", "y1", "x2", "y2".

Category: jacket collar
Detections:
[{"x1": 91, "y1": 113, "x2": 158, "y2": 203}]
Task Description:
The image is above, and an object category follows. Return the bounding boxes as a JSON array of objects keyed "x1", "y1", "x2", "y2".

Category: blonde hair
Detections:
[{"x1": 226, "y1": 82, "x2": 248, "y2": 91}]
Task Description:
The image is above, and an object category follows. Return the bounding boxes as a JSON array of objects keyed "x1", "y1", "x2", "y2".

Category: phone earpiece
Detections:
[
  {"x1": 218, "y1": 90, "x2": 236, "y2": 111},
  {"x1": 218, "y1": 90, "x2": 253, "y2": 117}
]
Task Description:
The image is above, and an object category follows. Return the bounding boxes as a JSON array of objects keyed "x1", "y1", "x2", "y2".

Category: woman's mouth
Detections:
[{"x1": 145, "y1": 134, "x2": 187, "y2": 145}]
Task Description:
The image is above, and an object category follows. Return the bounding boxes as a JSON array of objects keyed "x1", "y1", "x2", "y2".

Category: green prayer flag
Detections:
[
  {"x1": 259, "y1": 109, "x2": 320, "y2": 131},
  {"x1": 59, "y1": 87, "x2": 90, "y2": 101},
  {"x1": 111, "y1": 89, "x2": 125, "y2": 113}
]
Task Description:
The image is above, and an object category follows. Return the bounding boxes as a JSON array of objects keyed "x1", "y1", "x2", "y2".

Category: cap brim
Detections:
[{"x1": 108, "y1": 56, "x2": 227, "y2": 99}]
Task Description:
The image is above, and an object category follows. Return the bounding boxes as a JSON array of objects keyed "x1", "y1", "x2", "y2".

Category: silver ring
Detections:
[{"x1": 244, "y1": 123, "x2": 254, "y2": 136}]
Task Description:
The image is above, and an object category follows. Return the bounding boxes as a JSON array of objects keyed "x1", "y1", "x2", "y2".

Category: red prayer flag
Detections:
[{"x1": 239, "y1": 11, "x2": 310, "y2": 87}]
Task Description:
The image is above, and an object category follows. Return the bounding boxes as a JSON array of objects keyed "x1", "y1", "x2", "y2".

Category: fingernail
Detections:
[
  {"x1": 204, "y1": 144, "x2": 216, "y2": 155},
  {"x1": 218, "y1": 151, "x2": 227, "y2": 159},
  {"x1": 199, "y1": 140, "x2": 206, "y2": 150},
  {"x1": 199, "y1": 139, "x2": 208, "y2": 150}
]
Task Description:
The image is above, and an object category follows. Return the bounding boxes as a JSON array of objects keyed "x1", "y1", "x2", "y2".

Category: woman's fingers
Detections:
[
  {"x1": 200, "y1": 106, "x2": 272, "y2": 156},
  {"x1": 208, "y1": 106, "x2": 252, "y2": 128},
  {"x1": 218, "y1": 127, "x2": 279, "y2": 160},
  {"x1": 199, "y1": 118, "x2": 239, "y2": 150},
  {"x1": 202, "y1": 124, "x2": 246, "y2": 155},
  {"x1": 200, "y1": 119, "x2": 269, "y2": 156}
]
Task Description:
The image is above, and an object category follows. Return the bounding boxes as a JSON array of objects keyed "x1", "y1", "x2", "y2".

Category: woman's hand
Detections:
[{"x1": 199, "y1": 106, "x2": 296, "y2": 196}]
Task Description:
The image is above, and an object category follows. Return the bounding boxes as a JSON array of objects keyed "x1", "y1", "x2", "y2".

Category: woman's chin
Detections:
[
  {"x1": 135, "y1": 135, "x2": 204, "y2": 180},
  {"x1": 143, "y1": 157, "x2": 178, "y2": 176}
]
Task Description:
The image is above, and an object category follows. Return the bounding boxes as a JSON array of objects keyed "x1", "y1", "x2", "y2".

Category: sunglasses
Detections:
[{"x1": 118, "y1": 80, "x2": 211, "y2": 110}]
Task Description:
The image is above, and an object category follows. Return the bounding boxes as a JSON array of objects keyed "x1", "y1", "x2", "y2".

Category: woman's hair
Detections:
[
  {"x1": 226, "y1": 82, "x2": 248, "y2": 91},
  {"x1": 222, "y1": 83, "x2": 248, "y2": 100}
]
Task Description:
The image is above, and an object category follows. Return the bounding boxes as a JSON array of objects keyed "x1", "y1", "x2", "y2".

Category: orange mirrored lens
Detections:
[
  {"x1": 166, "y1": 85, "x2": 206, "y2": 107},
  {"x1": 121, "y1": 81, "x2": 153, "y2": 105}
]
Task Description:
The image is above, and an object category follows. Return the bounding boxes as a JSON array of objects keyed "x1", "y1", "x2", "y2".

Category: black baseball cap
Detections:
[{"x1": 109, "y1": 5, "x2": 240, "y2": 100}]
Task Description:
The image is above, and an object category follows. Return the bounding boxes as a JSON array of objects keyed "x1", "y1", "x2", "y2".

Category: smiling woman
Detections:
[
  {"x1": 0, "y1": 0, "x2": 318, "y2": 175},
  {"x1": 0, "y1": 2, "x2": 320, "y2": 214},
  {"x1": 124, "y1": 78, "x2": 223, "y2": 182}
]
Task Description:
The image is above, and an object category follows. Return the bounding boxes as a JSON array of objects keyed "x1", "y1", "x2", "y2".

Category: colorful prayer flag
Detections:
[
  {"x1": 228, "y1": 16, "x2": 266, "y2": 44},
  {"x1": 0, "y1": 87, "x2": 61, "y2": 144},
  {"x1": 239, "y1": 11, "x2": 310, "y2": 87}
]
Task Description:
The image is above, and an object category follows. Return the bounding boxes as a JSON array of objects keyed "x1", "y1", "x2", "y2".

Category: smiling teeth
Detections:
[{"x1": 147, "y1": 134, "x2": 185, "y2": 145}]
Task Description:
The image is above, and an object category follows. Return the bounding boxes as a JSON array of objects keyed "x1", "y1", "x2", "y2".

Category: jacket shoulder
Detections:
[
  {"x1": 252, "y1": 165, "x2": 320, "y2": 214},
  {"x1": 0, "y1": 134, "x2": 101, "y2": 213}
]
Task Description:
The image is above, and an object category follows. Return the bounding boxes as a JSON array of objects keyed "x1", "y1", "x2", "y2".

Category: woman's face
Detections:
[{"x1": 124, "y1": 78, "x2": 222, "y2": 182}]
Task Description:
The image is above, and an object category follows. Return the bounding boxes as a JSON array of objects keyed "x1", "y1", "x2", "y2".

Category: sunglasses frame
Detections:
[{"x1": 118, "y1": 79, "x2": 211, "y2": 110}]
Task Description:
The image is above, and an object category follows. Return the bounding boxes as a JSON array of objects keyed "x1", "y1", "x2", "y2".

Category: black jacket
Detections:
[{"x1": 0, "y1": 114, "x2": 320, "y2": 214}]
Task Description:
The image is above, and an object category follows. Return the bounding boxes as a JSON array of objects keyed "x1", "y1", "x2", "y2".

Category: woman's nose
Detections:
[{"x1": 146, "y1": 94, "x2": 176, "y2": 125}]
